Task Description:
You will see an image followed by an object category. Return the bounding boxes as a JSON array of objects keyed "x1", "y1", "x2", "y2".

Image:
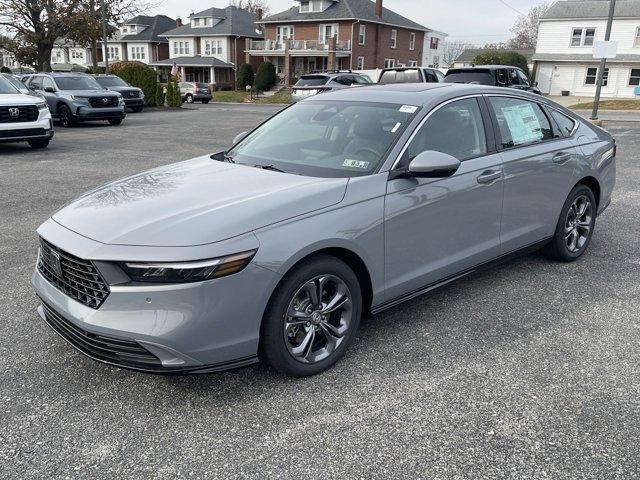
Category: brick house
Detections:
[
  {"x1": 246, "y1": 0, "x2": 440, "y2": 83},
  {"x1": 152, "y1": 6, "x2": 263, "y2": 88}
]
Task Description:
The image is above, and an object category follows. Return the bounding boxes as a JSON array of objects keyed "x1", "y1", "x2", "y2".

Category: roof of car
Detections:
[
  {"x1": 447, "y1": 65, "x2": 524, "y2": 71},
  {"x1": 307, "y1": 83, "x2": 543, "y2": 107}
]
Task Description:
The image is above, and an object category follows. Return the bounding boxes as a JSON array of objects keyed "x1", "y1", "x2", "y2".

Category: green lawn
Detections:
[
  {"x1": 568, "y1": 99, "x2": 640, "y2": 110},
  {"x1": 213, "y1": 90, "x2": 291, "y2": 104}
]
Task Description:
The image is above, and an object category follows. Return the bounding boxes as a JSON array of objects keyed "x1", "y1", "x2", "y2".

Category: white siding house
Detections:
[
  {"x1": 534, "y1": 1, "x2": 640, "y2": 98},
  {"x1": 422, "y1": 31, "x2": 447, "y2": 68}
]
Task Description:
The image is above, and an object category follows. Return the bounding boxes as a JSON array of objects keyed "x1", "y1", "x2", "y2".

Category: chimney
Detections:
[
  {"x1": 176, "y1": 17, "x2": 182, "y2": 27},
  {"x1": 256, "y1": 8, "x2": 263, "y2": 22},
  {"x1": 375, "y1": 0, "x2": 382, "y2": 18}
]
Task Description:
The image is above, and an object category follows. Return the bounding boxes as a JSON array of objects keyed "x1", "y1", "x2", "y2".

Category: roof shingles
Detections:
[
  {"x1": 162, "y1": 6, "x2": 262, "y2": 38},
  {"x1": 542, "y1": 0, "x2": 640, "y2": 19}
]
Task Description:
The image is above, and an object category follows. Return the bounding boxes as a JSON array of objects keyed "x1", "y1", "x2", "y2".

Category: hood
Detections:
[
  {"x1": 65, "y1": 89, "x2": 119, "y2": 97},
  {"x1": 105, "y1": 86, "x2": 141, "y2": 93},
  {"x1": 0, "y1": 93, "x2": 42, "y2": 105},
  {"x1": 52, "y1": 156, "x2": 349, "y2": 247}
]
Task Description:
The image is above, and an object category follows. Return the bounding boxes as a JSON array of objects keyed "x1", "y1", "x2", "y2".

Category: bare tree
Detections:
[
  {"x1": 229, "y1": 0, "x2": 271, "y2": 17},
  {"x1": 441, "y1": 40, "x2": 474, "y2": 67},
  {"x1": 507, "y1": 2, "x2": 550, "y2": 49}
]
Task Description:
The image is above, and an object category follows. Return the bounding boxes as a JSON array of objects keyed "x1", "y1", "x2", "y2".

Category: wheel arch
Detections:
[{"x1": 577, "y1": 176, "x2": 601, "y2": 209}]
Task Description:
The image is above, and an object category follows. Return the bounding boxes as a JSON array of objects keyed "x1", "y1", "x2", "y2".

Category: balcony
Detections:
[{"x1": 248, "y1": 39, "x2": 351, "y2": 54}]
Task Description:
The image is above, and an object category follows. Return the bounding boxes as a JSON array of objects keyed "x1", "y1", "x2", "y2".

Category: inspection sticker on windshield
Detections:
[
  {"x1": 399, "y1": 105, "x2": 419, "y2": 114},
  {"x1": 343, "y1": 159, "x2": 370, "y2": 169}
]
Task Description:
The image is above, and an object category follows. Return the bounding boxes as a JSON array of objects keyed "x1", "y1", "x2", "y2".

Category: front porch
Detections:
[{"x1": 150, "y1": 57, "x2": 236, "y2": 89}]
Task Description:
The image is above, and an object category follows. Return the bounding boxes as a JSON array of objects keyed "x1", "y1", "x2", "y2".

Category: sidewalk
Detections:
[{"x1": 573, "y1": 110, "x2": 640, "y2": 123}]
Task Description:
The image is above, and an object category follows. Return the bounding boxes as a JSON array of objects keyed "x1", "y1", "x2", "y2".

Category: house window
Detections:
[
  {"x1": 193, "y1": 18, "x2": 200, "y2": 26},
  {"x1": 390, "y1": 29, "x2": 397, "y2": 49},
  {"x1": 173, "y1": 42, "x2": 178, "y2": 54},
  {"x1": 585, "y1": 67, "x2": 608, "y2": 86},
  {"x1": 635, "y1": 27, "x2": 640, "y2": 47},
  {"x1": 629, "y1": 68, "x2": 640, "y2": 86},
  {"x1": 319, "y1": 24, "x2": 338, "y2": 44},
  {"x1": 107, "y1": 46, "x2": 119, "y2": 60},
  {"x1": 384, "y1": 58, "x2": 396, "y2": 68},
  {"x1": 408, "y1": 60, "x2": 418, "y2": 67},
  {"x1": 185, "y1": 42, "x2": 190, "y2": 55},
  {"x1": 356, "y1": 56, "x2": 365, "y2": 70},
  {"x1": 409, "y1": 32, "x2": 416, "y2": 51},
  {"x1": 571, "y1": 27, "x2": 596, "y2": 47},
  {"x1": 276, "y1": 26, "x2": 294, "y2": 42},
  {"x1": 130, "y1": 46, "x2": 146, "y2": 60},
  {"x1": 300, "y1": 1, "x2": 309, "y2": 12},
  {"x1": 204, "y1": 39, "x2": 223, "y2": 56},
  {"x1": 71, "y1": 50, "x2": 84, "y2": 60},
  {"x1": 359, "y1": 25, "x2": 366, "y2": 45},
  {"x1": 430, "y1": 37, "x2": 439, "y2": 50}
]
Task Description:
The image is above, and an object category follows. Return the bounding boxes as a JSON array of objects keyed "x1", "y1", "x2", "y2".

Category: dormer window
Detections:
[
  {"x1": 193, "y1": 18, "x2": 200, "y2": 26},
  {"x1": 299, "y1": 0, "x2": 325, "y2": 13},
  {"x1": 300, "y1": 1, "x2": 310, "y2": 12}
]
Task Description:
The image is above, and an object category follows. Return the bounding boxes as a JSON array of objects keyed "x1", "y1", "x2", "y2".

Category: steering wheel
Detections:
[{"x1": 354, "y1": 147, "x2": 380, "y2": 159}]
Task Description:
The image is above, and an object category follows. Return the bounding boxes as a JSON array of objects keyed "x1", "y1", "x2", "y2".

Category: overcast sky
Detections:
[{"x1": 157, "y1": 0, "x2": 547, "y2": 45}]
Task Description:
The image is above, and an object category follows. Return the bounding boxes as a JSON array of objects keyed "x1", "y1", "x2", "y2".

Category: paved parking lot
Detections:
[{"x1": 1, "y1": 106, "x2": 639, "y2": 479}]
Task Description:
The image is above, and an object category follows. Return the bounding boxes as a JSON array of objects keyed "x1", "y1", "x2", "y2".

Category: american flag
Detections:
[{"x1": 170, "y1": 62, "x2": 178, "y2": 77}]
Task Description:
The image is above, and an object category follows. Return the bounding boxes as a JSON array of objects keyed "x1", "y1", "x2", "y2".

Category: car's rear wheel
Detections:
[
  {"x1": 132, "y1": 106, "x2": 143, "y2": 113},
  {"x1": 202, "y1": 100, "x2": 209, "y2": 104},
  {"x1": 28, "y1": 138, "x2": 50, "y2": 149},
  {"x1": 186, "y1": 94, "x2": 194, "y2": 103},
  {"x1": 108, "y1": 118, "x2": 123, "y2": 126},
  {"x1": 260, "y1": 255, "x2": 362, "y2": 377},
  {"x1": 544, "y1": 184, "x2": 597, "y2": 262},
  {"x1": 58, "y1": 104, "x2": 74, "y2": 128}
]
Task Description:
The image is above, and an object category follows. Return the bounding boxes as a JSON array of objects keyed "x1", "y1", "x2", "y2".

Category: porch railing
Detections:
[{"x1": 249, "y1": 39, "x2": 351, "y2": 52}]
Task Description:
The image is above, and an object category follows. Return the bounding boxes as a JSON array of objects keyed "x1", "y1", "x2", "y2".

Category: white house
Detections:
[
  {"x1": 422, "y1": 31, "x2": 447, "y2": 68},
  {"x1": 534, "y1": 0, "x2": 640, "y2": 98}
]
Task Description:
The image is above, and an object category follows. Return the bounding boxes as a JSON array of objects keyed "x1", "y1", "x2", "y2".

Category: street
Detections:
[{"x1": 1, "y1": 105, "x2": 639, "y2": 479}]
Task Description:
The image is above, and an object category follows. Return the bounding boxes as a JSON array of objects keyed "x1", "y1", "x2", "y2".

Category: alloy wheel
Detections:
[
  {"x1": 565, "y1": 194, "x2": 593, "y2": 253},
  {"x1": 59, "y1": 107, "x2": 71, "y2": 127},
  {"x1": 283, "y1": 275, "x2": 353, "y2": 364}
]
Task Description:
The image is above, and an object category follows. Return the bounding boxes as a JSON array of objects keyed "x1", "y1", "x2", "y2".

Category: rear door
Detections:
[
  {"x1": 384, "y1": 97, "x2": 504, "y2": 300},
  {"x1": 487, "y1": 95, "x2": 579, "y2": 252}
]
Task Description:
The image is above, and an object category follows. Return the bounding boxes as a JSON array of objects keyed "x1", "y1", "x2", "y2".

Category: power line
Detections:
[{"x1": 497, "y1": 0, "x2": 525, "y2": 15}]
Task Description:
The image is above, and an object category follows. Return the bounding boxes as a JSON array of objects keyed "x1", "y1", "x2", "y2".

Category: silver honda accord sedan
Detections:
[{"x1": 32, "y1": 83, "x2": 616, "y2": 377}]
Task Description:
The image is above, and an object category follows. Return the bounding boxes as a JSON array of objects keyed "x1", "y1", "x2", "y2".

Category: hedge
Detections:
[
  {"x1": 109, "y1": 61, "x2": 159, "y2": 106},
  {"x1": 254, "y1": 61, "x2": 277, "y2": 92}
]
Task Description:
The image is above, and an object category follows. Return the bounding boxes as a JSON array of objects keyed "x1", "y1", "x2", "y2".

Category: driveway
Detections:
[{"x1": 1, "y1": 106, "x2": 638, "y2": 479}]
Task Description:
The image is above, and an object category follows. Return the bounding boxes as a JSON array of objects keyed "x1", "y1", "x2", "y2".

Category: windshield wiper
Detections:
[
  {"x1": 254, "y1": 164, "x2": 286, "y2": 173},
  {"x1": 223, "y1": 153, "x2": 236, "y2": 163}
]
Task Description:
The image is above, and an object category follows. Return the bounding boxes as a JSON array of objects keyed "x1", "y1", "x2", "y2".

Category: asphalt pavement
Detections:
[{"x1": 1, "y1": 105, "x2": 639, "y2": 479}]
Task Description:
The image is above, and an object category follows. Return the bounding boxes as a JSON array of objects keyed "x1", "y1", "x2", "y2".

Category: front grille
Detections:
[
  {"x1": 0, "y1": 128, "x2": 45, "y2": 139},
  {"x1": 40, "y1": 301, "x2": 162, "y2": 370},
  {"x1": 88, "y1": 96, "x2": 119, "y2": 108},
  {"x1": 123, "y1": 90, "x2": 140, "y2": 98},
  {"x1": 0, "y1": 105, "x2": 39, "y2": 123},
  {"x1": 38, "y1": 238, "x2": 110, "y2": 309}
]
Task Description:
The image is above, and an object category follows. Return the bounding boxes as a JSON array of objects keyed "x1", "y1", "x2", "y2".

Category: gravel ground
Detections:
[{"x1": 1, "y1": 106, "x2": 639, "y2": 480}]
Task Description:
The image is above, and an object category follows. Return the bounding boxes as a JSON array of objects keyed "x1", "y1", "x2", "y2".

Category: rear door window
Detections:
[
  {"x1": 42, "y1": 77, "x2": 55, "y2": 90},
  {"x1": 489, "y1": 97, "x2": 557, "y2": 148}
]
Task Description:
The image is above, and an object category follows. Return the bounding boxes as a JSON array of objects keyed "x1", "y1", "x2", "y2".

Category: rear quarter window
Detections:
[
  {"x1": 295, "y1": 76, "x2": 329, "y2": 87},
  {"x1": 444, "y1": 70, "x2": 495, "y2": 85},
  {"x1": 549, "y1": 109, "x2": 577, "y2": 136},
  {"x1": 379, "y1": 69, "x2": 422, "y2": 84}
]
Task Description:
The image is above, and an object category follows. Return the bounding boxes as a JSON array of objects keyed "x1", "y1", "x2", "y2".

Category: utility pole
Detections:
[
  {"x1": 591, "y1": 0, "x2": 617, "y2": 120},
  {"x1": 100, "y1": 0, "x2": 110, "y2": 74}
]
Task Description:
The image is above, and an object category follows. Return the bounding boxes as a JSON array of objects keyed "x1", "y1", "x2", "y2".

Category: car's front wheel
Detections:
[
  {"x1": 544, "y1": 184, "x2": 597, "y2": 262},
  {"x1": 28, "y1": 138, "x2": 50, "y2": 149},
  {"x1": 132, "y1": 106, "x2": 143, "y2": 113},
  {"x1": 260, "y1": 255, "x2": 362, "y2": 377},
  {"x1": 108, "y1": 118, "x2": 123, "y2": 126},
  {"x1": 58, "y1": 104, "x2": 74, "y2": 128},
  {"x1": 186, "y1": 94, "x2": 194, "y2": 103}
]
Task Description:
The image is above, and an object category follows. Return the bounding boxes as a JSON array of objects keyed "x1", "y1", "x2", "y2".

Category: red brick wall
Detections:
[{"x1": 156, "y1": 43, "x2": 169, "y2": 62}]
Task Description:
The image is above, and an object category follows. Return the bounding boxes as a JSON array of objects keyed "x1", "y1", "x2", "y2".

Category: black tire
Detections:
[
  {"x1": 108, "y1": 118, "x2": 123, "y2": 126},
  {"x1": 543, "y1": 184, "x2": 597, "y2": 262},
  {"x1": 57, "y1": 104, "x2": 74, "y2": 128},
  {"x1": 201, "y1": 100, "x2": 210, "y2": 104},
  {"x1": 28, "y1": 138, "x2": 50, "y2": 149},
  {"x1": 260, "y1": 254, "x2": 362, "y2": 377},
  {"x1": 186, "y1": 94, "x2": 194, "y2": 104},
  {"x1": 131, "y1": 106, "x2": 143, "y2": 113}
]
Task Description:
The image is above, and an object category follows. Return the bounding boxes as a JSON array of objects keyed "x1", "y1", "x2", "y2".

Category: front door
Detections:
[
  {"x1": 384, "y1": 97, "x2": 504, "y2": 301},
  {"x1": 486, "y1": 95, "x2": 578, "y2": 252}
]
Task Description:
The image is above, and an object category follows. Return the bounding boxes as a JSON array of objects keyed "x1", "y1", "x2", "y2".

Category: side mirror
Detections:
[
  {"x1": 532, "y1": 81, "x2": 539, "y2": 87},
  {"x1": 44, "y1": 86, "x2": 55, "y2": 93},
  {"x1": 407, "y1": 150, "x2": 461, "y2": 178},
  {"x1": 233, "y1": 131, "x2": 249, "y2": 145}
]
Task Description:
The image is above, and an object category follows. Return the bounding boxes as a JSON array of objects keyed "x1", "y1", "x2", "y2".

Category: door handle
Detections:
[
  {"x1": 553, "y1": 152, "x2": 572, "y2": 164},
  {"x1": 477, "y1": 170, "x2": 502, "y2": 184}
]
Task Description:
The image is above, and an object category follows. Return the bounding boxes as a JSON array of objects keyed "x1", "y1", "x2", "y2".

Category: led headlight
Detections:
[
  {"x1": 70, "y1": 95, "x2": 88, "y2": 101},
  {"x1": 121, "y1": 250, "x2": 257, "y2": 283},
  {"x1": 36, "y1": 102, "x2": 48, "y2": 110},
  {"x1": 117, "y1": 94, "x2": 125, "y2": 106},
  {"x1": 139, "y1": 90, "x2": 145, "y2": 99}
]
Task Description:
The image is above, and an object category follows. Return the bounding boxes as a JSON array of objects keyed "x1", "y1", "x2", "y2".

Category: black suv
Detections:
[
  {"x1": 94, "y1": 75, "x2": 144, "y2": 112},
  {"x1": 25, "y1": 73, "x2": 126, "y2": 127},
  {"x1": 378, "y1": 67, "x2": 444, "y2": 84},
  {"x1": 444, "y1": 66, "x2": 541, "y2": 95}
]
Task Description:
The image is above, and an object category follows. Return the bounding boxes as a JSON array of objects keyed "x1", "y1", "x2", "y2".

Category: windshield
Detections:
[
  {"x1": 54, "y1": 76, "x2": 103, "y2": 91},
  {"x1": 227, "y1": 100, "x2": 419, "y2": 178},
  {"x1": 1, "y1": 75, "x2": 26, "y2": 92},
  {"x1": 95, "y1": 76, "x2": 128, "y2": 87},
  {"x1": 295, "y1": 76, "x2": 329, "y2": 87},
  {"x1": 0, "y1": 76, "x2": 19, "y2": 94},
  {"x1": 444, "y1": 70, "x2": 494, "y2": 85},
  {"x1": 379, "y1": 69, "x2": 422, "y2": 84}
]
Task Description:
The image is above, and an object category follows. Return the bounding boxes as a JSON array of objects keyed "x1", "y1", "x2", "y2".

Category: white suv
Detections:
[{"x1": 0, "y1": 75, "x2": 54, "y2": 149}]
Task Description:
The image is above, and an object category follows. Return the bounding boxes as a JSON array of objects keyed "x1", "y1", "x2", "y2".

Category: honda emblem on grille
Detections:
[
  {"x1": 8, "y1": 107, "x2": 19, "y2": 118},
  {"x1": 102, "y1": 97, "x2": 109, "y2": 105},
  {"x1": 50, "y1": 250, "x2": 63, "y2": 277}
]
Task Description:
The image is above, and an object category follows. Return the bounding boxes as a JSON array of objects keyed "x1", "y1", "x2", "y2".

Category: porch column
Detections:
[
  {"x1": 327, "y1": 36, "x2": 337, "y2": 71},
  {"x1": 210, "y1": 66, "x2": 215, "y2": 86},
  {"x1": 283, "y1": 42, "x2": 291, "y2": 86},
  {"x1": 245, "y1": 38, "x2": 251, "y2": 65},
  {"x1": 180, "y1": 66, "x2": 185, "y2": 81}
]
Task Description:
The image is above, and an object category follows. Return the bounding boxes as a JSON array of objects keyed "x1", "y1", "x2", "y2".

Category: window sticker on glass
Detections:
[
  {"x1": 391, "y1": 122, "x2": 402, "y2": 133},
  {"x1": 500, "y1": 103, "x2": 543, "y2": 146},
  {"x1": 399, "y1": 105, "x2": 419, "y2": 114},
  {"x1": 342, "y1": 159, "x2": 371, "y2": 169}
]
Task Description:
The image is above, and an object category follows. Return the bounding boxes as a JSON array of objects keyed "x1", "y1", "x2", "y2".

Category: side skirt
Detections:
[{"x1": 370, "y1": 238, "x2": 552, "y2": 315}]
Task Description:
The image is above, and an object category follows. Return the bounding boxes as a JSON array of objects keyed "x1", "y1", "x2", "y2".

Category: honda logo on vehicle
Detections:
[
  {"x1": 102, "y1": 98, "x2": 109, "y2": 105},
  {"x1": 50, "y1": 250, "x2": 63, "y2": 278},
  {"x1": 8, "y1": 107, "x2": 19, "y2": 118}
]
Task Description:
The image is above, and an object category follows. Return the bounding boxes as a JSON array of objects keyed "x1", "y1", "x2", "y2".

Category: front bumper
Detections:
[
  {"x1": 31, "y1": 222, "x2": 281, "y2": 374},
  {"x1": 71, "y1": 104, "x2": 126, "y2": 122},
  {"x1": 185, "y1": 93, "x2": 212, "y2": 102},
  {"x1": 0, "y1": 115, "x2": 54, "y2": 143},
  {"x1": 123, "y1": 98, "x2": 144, "y2": 107}
]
